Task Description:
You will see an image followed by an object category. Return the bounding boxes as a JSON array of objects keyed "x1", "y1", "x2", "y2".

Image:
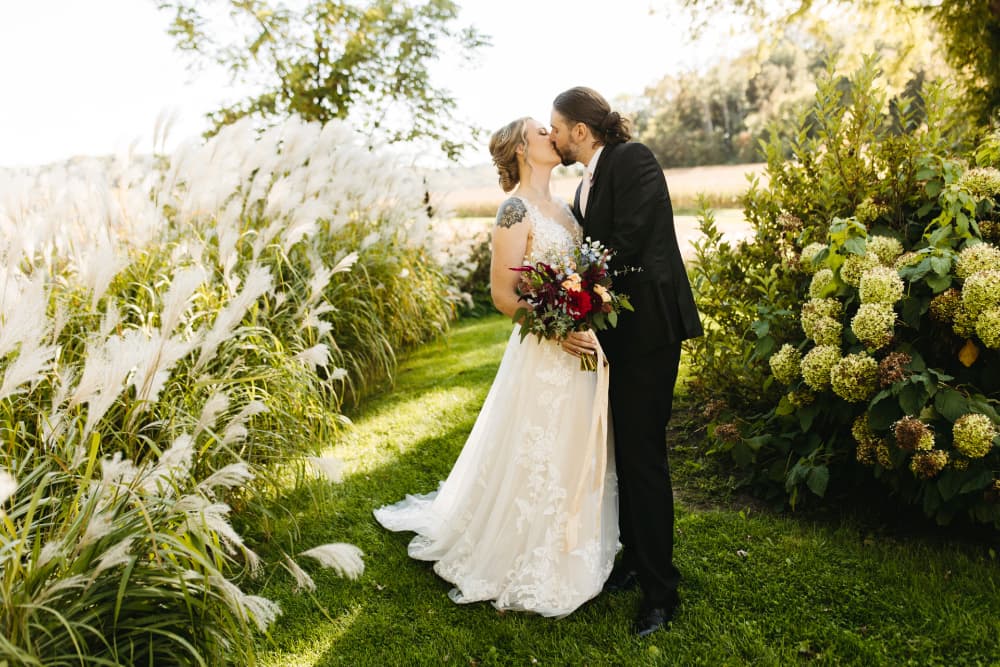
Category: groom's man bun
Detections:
[
  {"x1": 553, "y1": 87, "x2": 631, "y2": 146},
  {"x1": 489, "y1": 117, "x2": 530, "y2": 193}
]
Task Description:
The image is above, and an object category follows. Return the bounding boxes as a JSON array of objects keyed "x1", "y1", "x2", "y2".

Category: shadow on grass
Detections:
[{"x1": 249, "y1": 315, "x2": 1000, "y2": 666}]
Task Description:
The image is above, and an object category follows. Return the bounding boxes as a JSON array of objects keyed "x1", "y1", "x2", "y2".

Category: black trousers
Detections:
[{"x1": 609, "y1": 341, "x2": 682, "y2": 606}]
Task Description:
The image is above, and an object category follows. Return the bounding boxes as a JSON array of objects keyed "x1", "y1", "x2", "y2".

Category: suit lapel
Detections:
[{"x1": 573, "y1": 180, "x2": 583, "y2": 221}]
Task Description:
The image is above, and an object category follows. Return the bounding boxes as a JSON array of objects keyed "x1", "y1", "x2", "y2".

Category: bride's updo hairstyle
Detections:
[
  {"x1": 552, "y1": 86, "x2": 631, "y2": 147},
  {"x1": 489, "y1": 117, "x2": 529, "y2": 193}
]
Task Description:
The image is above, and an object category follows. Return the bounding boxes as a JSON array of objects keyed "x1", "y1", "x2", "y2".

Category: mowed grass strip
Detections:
[{"x1": 251, "y1": 314, "x2": 1000, "y2": 666}]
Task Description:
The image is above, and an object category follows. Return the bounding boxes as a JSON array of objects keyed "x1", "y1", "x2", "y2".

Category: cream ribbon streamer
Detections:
[{"x1": 564, "y1": 338, "x2": 610, "y2": 551}]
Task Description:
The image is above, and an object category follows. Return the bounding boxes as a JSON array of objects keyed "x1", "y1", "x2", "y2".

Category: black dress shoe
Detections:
[
  {"x1": 633, "y1": 595, "x2": 679, "y2": 637},
  {"x1": 602, "y1": 567, "x2": 639, "y2": 593}
]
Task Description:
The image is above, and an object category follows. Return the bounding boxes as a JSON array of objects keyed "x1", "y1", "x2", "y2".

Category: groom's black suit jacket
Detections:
[{"x1": 573, "y1": 141, "x2": 703, "y2": 362}]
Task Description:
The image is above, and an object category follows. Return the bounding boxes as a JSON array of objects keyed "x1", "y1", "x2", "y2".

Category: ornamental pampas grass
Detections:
[
  {"x1": 0, "y1": 469, "x2": 15, "y2": 504},
  {"x1": 301, "y1": 543, "x2": 365, "y2": 580}
]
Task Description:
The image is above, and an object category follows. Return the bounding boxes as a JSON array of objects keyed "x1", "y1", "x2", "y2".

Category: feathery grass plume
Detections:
[
  {"x1": 196, "y1": 264, "x2": 274, "y2": 370},
  {"x1": 307, "y1": 455, "x2": 345, "y2": 482},
  {"x1": 295, "y1": 344, "x2": 330, "y2": 369},
  {"x1": 222, "y1": 400, "x2": 268, "y2": 446},
  {"x1": 175, "y1": 494, "x2": 246, "y2": 555},
  {"x1": 0, "y1": 469, "x2": 15, "y2": 504},
  {"x1": 283, "y1": 555, "x2": 317, "y2": 592},
  {"x1": 0, "y1": 342, "x2": 58, "y2": 400},
  {"x1": 160, "y1": 265, "x2": 208, "y2": 333},
  {"x1": 0, "y1": 269, "x2": 47, "y2": 359},
  {"x1": 195, "y1": 390, "x2": 230, "y2": 436},
  {"x1": 141, "y1": 434, "x2": 196, "y2": 494},
  {"x1": 208, "y1": 572, "x2": 282, "y2": 633},
  {"x1": 198, "y1": 462, "x2": 254, "y2": 496},
  {"x1": 301, "y1": 543, "x2": 365, "y2": 580}
]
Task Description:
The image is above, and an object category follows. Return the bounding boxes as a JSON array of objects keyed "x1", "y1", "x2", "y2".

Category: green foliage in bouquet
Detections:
[{"x1": 687, "y1": 56, "x2": 1000, "y2": 525}]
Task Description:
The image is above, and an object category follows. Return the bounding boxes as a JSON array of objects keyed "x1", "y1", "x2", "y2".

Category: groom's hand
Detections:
[{"x1": 561, "y1": 331, "x2": 597, "y2": 358}]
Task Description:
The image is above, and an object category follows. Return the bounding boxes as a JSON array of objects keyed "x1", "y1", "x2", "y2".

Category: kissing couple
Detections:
[{"x1": 375, "y1": 86, "x2": 703, "y2": 637}]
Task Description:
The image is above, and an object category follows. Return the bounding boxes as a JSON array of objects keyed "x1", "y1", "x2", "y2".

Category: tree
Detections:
[
  {"x1": 675, "y1": 0, "x2": 1000, "y2": 124},
  {"x1": 155, "y1": 0, "x2": 488, "y2": 159}
]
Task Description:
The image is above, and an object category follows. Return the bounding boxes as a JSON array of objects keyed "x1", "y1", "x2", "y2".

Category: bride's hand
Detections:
[{"x1": 561, "y1": 330, "x2": 597, "y2": 358}]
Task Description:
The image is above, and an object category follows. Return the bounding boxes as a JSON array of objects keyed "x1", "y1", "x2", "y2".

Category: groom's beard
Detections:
[{"x1": 552, "y1": 142, "x2": 576, "y2": 167}]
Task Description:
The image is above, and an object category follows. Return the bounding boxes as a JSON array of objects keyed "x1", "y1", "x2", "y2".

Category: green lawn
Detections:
[{"x1": 249, "y1": 314, "x2": 1000, "y2": 666}]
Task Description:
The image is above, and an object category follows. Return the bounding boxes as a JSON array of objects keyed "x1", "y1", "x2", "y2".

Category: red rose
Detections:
[{"x1": 566, "y1": 289, "x2": 594, "y2": 320}]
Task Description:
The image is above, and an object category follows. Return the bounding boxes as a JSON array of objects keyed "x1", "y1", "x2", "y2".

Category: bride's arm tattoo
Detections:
[{"x1": 495, "y1": 198, "x2": 527, "y2": 228}]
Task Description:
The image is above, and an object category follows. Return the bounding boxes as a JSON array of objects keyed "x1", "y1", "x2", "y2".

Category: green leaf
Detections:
[
  {"x1": 960, "y1": 469, "x2": 994, "y2": 494},
  {"x1": 869, "y1": 391, "x2": 901, "y2": 431},
  {"x1": 751, "y1": 319, "x2": 770, "y2": 338},
  {"x1": 797, "y1": 402, "x2": 820, "y2": 432},
  {"x1": 900, "y1": 297, "x2": 927, "y2": 329},
  {"x1": 732, "y1": 440, "x2": 753, "y2": 467},
  {"x1": 929, "y1": 255, "x2": 952, "y2": 276},
  {"x1": 776, "y1": 395, "x2": 795, "y2": 416},
  {"x1": 898, "y1": 381, "x2": 929, "y2": 415},
  {"x1": 925, "y1": 274, "x2": 952, "y2": 293},
  {"x1": 843, "y1": 237, "x2": 867, "y2": 256},
  {"x1": 936, "y1": 470, "x2": 963, "y2": 501},
  {"x1": 806, "y1": 465, "x2": 830, "y2": 497},
  {"x1": 753, "y1": 335, "x2": 776, "y2": 361},
  {"x1": 608, "y1": 310, "x2": 618, "y2": 327},
  {"x1": 934, "y1": 389, "x2": 968, "y2": 422}
]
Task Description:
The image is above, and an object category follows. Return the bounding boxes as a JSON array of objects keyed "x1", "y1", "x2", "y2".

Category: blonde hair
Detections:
[{"x1": 489, "y1": 117, "x2": 529, "y2": 193}]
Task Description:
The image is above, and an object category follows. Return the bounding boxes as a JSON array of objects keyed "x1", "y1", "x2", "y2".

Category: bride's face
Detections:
[{"x1": 522, "y1": 119, "x2": 560, "y2": 168}]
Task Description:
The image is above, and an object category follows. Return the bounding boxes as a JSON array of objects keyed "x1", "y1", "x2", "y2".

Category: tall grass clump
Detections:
[
  {"x1": 0, "y1": 116, "x2": 471, "y2": 663},
  {"x1": 687, "y1": 57, "x2": 1000, "y2": 526}
]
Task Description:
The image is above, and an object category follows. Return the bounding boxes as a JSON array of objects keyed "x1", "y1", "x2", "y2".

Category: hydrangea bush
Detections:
[{"x1": 687, "y1": 58, "x2": 1000, "y2": 525}]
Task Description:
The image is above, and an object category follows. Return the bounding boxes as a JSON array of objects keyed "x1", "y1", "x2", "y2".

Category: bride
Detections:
[{"x1": 374, "y1": 117, "x2": 618, "y2": 618}]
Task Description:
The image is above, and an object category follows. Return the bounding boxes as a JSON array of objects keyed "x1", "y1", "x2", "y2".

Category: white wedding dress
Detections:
[{"x1": 374, "y1": 196, "x2": 618, "y2": 618}]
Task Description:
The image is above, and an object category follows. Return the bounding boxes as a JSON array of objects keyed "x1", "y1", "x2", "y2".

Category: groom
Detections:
[{"x1": 550, "y1": 87, "x2": 703, "y2": 637}]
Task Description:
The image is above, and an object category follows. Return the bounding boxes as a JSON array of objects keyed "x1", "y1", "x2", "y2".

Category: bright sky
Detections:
[{"x1": 0, "y1": 0, "x2": 751, "y2": 168}]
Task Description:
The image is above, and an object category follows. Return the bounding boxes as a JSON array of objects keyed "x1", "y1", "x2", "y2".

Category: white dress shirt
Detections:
[{"x1": 579, "y1": 145, "x2": 604, "y2": 216}]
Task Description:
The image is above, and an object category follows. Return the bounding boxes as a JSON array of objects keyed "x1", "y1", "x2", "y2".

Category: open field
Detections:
[{"x1": 431, "y1": 162, "x2": 768, "y2": 217}]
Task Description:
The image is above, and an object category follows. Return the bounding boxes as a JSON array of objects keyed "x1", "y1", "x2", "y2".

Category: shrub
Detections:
[{"x1": 686, "y1": 57, "x2": 1000, "y2": 525}]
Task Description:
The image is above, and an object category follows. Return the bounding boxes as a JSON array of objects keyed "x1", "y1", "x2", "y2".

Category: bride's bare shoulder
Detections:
[{"x1": 495, "y1": 195, "x2": 531, "y2": 229}]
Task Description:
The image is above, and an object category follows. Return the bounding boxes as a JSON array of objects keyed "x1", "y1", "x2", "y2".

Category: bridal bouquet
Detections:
[{"x1": 511, "y1": 238, "x2": 633, "y2": 370}]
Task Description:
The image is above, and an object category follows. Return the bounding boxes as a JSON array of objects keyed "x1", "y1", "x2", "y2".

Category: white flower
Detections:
[
  {"x1": 329, "y1": 367, "x2": 348, "y2": 381},
  {"x1": 300, "y1": 543, "x2": 364, "y2": 580}
]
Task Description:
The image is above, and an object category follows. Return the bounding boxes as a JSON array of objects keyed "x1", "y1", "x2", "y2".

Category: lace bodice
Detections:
[{"x1": 517, "y1": 196, "x2": 582, "y2": 266}]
